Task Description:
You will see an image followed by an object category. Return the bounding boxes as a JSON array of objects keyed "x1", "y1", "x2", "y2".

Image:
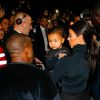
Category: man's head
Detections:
[
  {"x1": 91, "y1": 3, "x2": 100, "y2": 41},
  {"x1": 14, "y1": 12, "x2": 32, "y2": 35},
  {"x1": 91, "y1": 3, "x2": 100, "y2": 27},
  {"x1": 6, "y1": 33, "x2": 33, "y2": 63},
  {"x1": 39, "y1": 15, "x2": 48, "y2": 28},
  {"x1": 0, "y1": 17, "x2": 10, "y2": 33}
]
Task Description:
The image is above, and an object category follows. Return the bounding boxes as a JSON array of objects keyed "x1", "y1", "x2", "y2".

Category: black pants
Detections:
[{"x1": 60, "y1": 91, "x2": 90, "y2": 100}]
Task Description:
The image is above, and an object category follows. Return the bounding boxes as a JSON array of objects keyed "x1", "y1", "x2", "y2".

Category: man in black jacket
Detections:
[
  {"x1": 33, "y1": 15, "x2": 49, "y2": 66},
  {"x1": 0, "y1": 33, "x2": 58, "y2": 100}
]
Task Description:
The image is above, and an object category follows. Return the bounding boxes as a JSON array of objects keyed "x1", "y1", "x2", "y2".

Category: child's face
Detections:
[{"x1": 48, "y1": 33, "x2": 64, "y2": 49}]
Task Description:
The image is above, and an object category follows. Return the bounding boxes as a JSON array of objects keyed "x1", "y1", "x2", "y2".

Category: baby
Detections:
[{"x1": 45, "y1": 27, "x2": 71, "y2": 71}]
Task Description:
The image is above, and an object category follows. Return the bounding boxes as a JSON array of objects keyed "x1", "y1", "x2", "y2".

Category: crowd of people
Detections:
[{"x1": 0, "y1": 2, "x2": 99, "y2": 100}]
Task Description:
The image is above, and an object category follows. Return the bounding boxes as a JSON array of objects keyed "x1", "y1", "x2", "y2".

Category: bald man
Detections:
[
  {"x1": 4, "y1": 12, "x2": 33, "y2": 63},
  {"x1": 0, "y1": 33, "x2": 58, "y2": 100},
  {"x1": 9, "y1": 12, "x2": 32, "y2": 36},
  {"x1": 6, "y1": 33, "x2": 33, "y2": 63}
]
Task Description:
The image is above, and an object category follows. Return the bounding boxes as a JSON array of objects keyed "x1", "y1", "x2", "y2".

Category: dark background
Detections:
[{"x1": 0, "y1": 0, "x2": 99, "y2": 18}]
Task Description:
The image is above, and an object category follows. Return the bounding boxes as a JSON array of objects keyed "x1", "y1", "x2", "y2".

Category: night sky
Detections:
[{"x1": 0, "y1": 0, "x2": 99, "y2": 18}]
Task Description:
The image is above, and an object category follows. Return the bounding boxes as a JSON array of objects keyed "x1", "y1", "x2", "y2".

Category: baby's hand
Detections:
[{"x1": 58, "y1": 53, "x2": 67, "y2": 59}]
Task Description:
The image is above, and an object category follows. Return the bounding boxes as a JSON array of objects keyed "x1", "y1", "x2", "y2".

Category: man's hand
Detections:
[
  {"x1": 0, "y1": 8, "x2": 5, "y2": 18},
  {"x1": 34, "y1": 57, "x2": 43, "y2": 65}
]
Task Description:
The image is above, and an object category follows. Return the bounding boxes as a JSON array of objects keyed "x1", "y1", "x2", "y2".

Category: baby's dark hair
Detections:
[{"x1": 48, "y1": 27, "x2": 66, "y2": 38}]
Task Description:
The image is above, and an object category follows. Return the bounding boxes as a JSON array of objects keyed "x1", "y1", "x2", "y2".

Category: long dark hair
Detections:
[{"x1": 70, "y1": 19, "x2": 99, "y2": 72}]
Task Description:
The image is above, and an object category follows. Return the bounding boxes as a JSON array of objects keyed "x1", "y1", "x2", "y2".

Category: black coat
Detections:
[
  {"x1": 33, "y1": 25, "x2": 48, "y2": 65},
  {"x1": 51, "y1": 45, "x2": 90, "y2": 94},
  {"x1": 0, "y1": 63, "x2": 58, "y2": 100}
]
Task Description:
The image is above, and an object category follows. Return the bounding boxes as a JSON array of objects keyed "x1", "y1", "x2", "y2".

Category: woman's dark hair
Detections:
[{"x1": 70, "y1": 19, "x2": 99, "y2": 72}]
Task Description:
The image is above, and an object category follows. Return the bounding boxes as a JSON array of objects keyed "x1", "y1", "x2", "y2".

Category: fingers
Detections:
[{"x1": 0, "y1": 8, "x2": 5, "y2": 18}]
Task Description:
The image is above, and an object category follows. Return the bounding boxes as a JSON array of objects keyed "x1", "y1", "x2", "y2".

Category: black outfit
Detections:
[
  {"x1": 51, "y1": 45, "x2": 90, "y2": 100},
  {"x1": 90, "y1": 62, "x2": 100, "y2": 100},
  {"x1": 33, "y1": 25, "x2": 48, "y2": 66},
  {"x1": 88, "y1": 24, "x2": 100, "y2": 100},
  {"x1": 0, "y1": 63, "x2": 58, "y2": 100},
  {"x1": 4, "y1": 29, "x2": 21, "y2": 44},
  {"x1": 89, "y1": 48, "x2": 100, "y2": 100},
  {"x1": 45, "y1": 46, "x2": 70, "y2": 71}
]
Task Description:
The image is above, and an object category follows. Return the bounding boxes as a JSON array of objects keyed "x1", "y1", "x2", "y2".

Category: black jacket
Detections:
[
  {"x1": 33, "y1": 25, "x2": 48, "y2": 65},
  {"x1": 51, "y1": 45, "x2": 90, "y2": 94},
  {"x1": 46, "y1": 46, "x2": 70, "y2": 71},
  {"x1": 0, "y1": 63, "x2": 58, "y2": 100}
]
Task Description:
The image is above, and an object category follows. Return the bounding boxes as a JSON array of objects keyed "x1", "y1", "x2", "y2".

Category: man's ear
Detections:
[{"x1": 24, "y1": 46, "x2": 29, "y2": 57}]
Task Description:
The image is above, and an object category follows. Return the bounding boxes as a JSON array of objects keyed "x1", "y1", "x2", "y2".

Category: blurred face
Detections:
[
  {"x1": 68, "y1": 29, "x2": 81, "y2": 48},
  {"x1": 43, "y1": 10, "x2": 48, "y2": 16},
  {"x1": 1, "y1": 19, "x2": 9, "y2": 32},
  {"x1": 92, "y1": 9, "x2": 100, "y2": 26},
  {"x1": 0, "y1": 25, "x2": 4, "y2": 40},
  {"x1": 40, "y1": 18, "x2": 48, "y2": 28},
  {"x1": 53, "y1": 20, "x2": 59, "y2": 27},
  {"x1": 75, "y1": 16, "x2": 80, "y2": 22},
  {"x1": 10, "y1": 15, "x2": 15, "y2": 25},
  {"x1": 48, "y1": 33, "x2": 64, "y2": 49}
]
